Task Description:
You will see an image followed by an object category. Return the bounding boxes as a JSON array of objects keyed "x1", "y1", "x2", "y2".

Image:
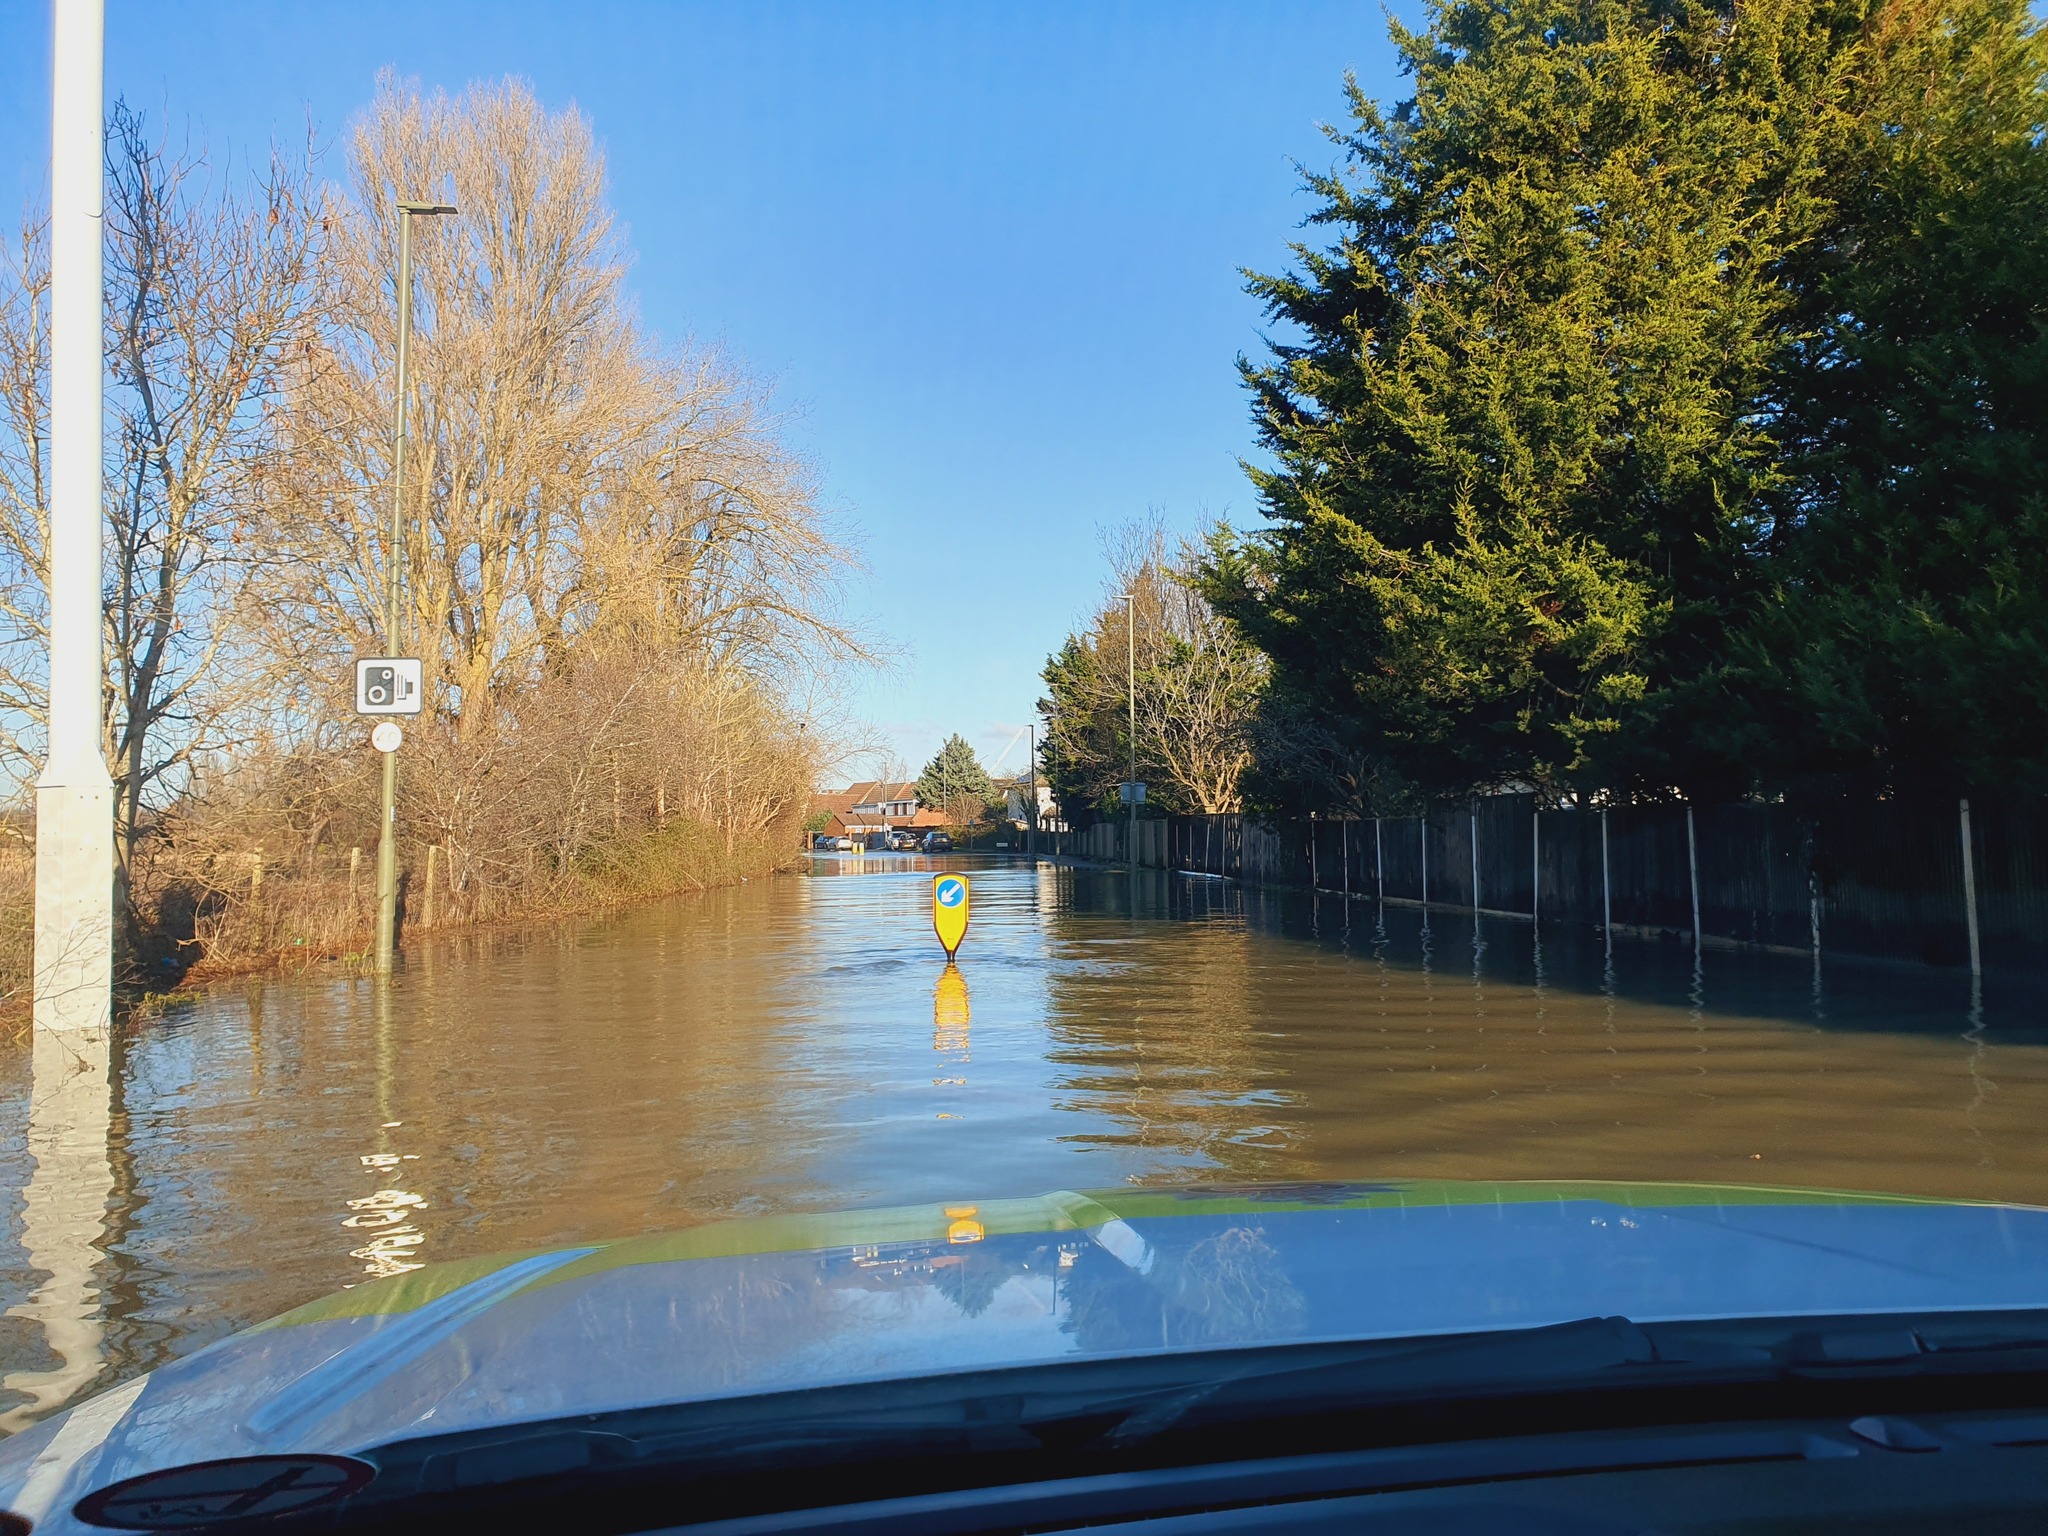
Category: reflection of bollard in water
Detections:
[{"x1": 934, "y1": 964, "x2": 970, "y2": 1056}]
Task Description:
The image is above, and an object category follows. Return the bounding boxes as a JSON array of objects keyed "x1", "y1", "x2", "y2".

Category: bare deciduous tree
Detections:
[
  {"x1": 0, "y1": 105, "x2": 324, "y2": 890},
  {"x1": 264, "y1": 76, "x2": 864, "y2": 730},
  {"x1": 0, "y1": 76, "x2": 865, "y2": 980},
  {"x1": 1042, "y1": 519, "x2": 1266, "y2": 817}
]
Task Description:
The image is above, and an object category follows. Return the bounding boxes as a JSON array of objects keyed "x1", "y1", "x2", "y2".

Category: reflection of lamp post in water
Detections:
[{"x1": 374, "y1": 199, "x2": 457, "y2": 977}]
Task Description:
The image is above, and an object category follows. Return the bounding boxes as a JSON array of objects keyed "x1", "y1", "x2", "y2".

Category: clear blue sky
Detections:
[{"x1": 1, "y1": 1, "x2": 1415, "y2": 783}]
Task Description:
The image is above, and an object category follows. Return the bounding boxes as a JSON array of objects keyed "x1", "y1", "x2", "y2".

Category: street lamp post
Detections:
[
  {"x1": 1026, "y1": 721, "x2": 1037, "y2": 860},
  {"x1": 374, "y1": 199, "x2": 456, "y2": 976},
  {"x1": 1122, "y1": 591, "x2": 1136, "y2": 873},
  {"x1": 34, "y1": 0, "x2": 113, "y2": 1037}
]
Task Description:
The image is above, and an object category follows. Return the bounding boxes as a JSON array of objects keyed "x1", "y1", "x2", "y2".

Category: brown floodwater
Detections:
[{"x1": 2, "y1": 852, "x2": 2045, "y2": 1428}]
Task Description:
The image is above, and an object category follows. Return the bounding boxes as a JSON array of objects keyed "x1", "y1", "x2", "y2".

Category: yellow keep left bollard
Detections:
[{"x1": 932, "y1": 873, "x2": 969, "y2": 958}]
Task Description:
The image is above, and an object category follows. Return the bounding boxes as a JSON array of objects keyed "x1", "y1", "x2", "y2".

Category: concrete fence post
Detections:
[
  {"x1": 1686, "y1": 804, "x2": 1702, "y2": 960},
  {"x1": 1960, "y1": 797, "x2": 1982, "y2": 979},
  {"x1": 1470, "y1": 808, "x2": 1480, "y2": 918},
  {"x1": 1601, "y1": 808, "x2": 1613, "y2": 961}
]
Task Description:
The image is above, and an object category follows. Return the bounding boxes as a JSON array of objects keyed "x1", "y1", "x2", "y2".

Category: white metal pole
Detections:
[
  {"x1": 9, "y1": 0, "x2": 119, "y2": 1436},
  {"x1": 35, "y1": 0, "x2": 114, "y2": 1037}
]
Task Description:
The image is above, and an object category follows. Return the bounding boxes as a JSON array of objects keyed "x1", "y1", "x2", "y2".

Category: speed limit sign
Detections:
[{"x1": 370, "y1": 721, "x2": 403, "y2": 754}]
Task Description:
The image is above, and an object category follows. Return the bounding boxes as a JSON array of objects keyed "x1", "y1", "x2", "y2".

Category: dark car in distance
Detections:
[{"x1": 921, "y1": 831, "x2": 953, "y2": 853}]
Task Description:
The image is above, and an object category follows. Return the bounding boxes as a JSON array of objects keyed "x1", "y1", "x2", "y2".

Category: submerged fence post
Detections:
[
  {"x1": 1309, "y1": 811, "x2": 1318, "y2": 891},
  {"x1": 1960, "y1": 797, "x2": 1982, "y2": 979},
  {"x1": 1601, "y1": 808, "x2": 1613, "y2": 960},
  {"x1": 1686, "y1": 804, "x2": 1702, "y2": 960},
  {"x1": 1342, "y1": 819, "x2": 1349, "y2": 900},
  {"x1": 1374, "y1": 817, "x2": 1384, "y2": 903},
  {"x1": 1421, "y1": 814, "x2": 1430, "y2": 910},
  {"x1": 423, "y1": 843, "x2": 440, "y2": 929},
  {"x1": 1470, "y1": 808, "x2": 1480, "y2": 918},
  {"x1": 1531, "y1": 809, "x2": 1540, "y2": 926}
]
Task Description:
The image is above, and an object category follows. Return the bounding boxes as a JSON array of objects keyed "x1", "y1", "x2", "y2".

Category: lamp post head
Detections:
[{"x1": 398, "y1": 201, "x2": 459, "y2": 217}]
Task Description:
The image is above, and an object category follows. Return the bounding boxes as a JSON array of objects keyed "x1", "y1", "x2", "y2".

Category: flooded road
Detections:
[{"x1": 4, "y1": 852, "x2": 2046, "y2": 1426}]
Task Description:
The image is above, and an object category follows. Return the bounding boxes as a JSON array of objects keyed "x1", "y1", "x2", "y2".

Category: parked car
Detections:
[
  {"x1": 889, "y1": 832, "x2": 918, "y2": 851},
  {"x1": 921, "y1": 831, "x2": 953, "y2": 853},
  {"x1": 814, "y1": 835, "x2": 846, "y2": 852}
]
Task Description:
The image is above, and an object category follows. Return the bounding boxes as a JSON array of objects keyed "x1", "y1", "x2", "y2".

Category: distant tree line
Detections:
[{"x1": 1045, "y1": 0, "x2": 2048, "y2": 816}]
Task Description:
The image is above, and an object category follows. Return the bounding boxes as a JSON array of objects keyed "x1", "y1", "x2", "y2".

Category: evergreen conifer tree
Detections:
[
  {"x1": 917, "y1": 734, "x2": 996, "y2": 828},
  {"x1": 1209, "y1": 0, "x2": 1853, "y2": 803}
]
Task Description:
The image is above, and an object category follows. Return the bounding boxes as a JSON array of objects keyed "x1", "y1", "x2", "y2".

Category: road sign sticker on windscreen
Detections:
[{"x1": 932, "y1": 873, "x2": 969, "y2": 958}]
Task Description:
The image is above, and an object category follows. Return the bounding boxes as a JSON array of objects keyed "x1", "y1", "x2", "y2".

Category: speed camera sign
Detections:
[{"x1": 355, "y1": 658, "x2": 422, "y2": 715}]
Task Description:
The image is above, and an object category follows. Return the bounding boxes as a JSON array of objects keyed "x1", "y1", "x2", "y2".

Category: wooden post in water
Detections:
[
  {"x1": 1531, "y1": 809, "x2": 1540, "y2": 927},
  {"x1": 423, "y1": 843, "x2": 440, "y2": 930},
  {"x1": 1374, "y1": 817, "x2": 1383, "y2": 903},
  {"x1": 1420, "y1": 814, "x2": 1429, "y2": 911},
  {"x1": 1342, "y1": 819, "x2": 1350, "y2": 901},
  {"x1": 349, "y1": 846, "x2": 362, "y2": 912},
  {"x1": 1960, "y1": 798, "x2": 1982, "y2": 979}
]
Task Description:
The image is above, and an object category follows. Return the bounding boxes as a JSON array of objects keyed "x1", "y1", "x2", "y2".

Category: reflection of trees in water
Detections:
[
  {"x1": 1060, "y1": 1223, "x2": 1304, "y2": 1353},
  {"x1": 1044, "y1": 917, "x2": 1296, "y2": 1180},
  {"x1": 672, "y1": 1265, "x2": 829, "y2": 1391},
  {"x1": 928, "y1": 1241, "x2": 1019, "y2": 1319}
]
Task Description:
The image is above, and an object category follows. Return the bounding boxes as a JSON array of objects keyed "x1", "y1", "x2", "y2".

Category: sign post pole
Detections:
[{"x1": 373, "y1": 200, "x2": 455, "y2": 974}]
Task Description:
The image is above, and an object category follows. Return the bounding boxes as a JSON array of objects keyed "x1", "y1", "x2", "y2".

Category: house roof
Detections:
[{"x1": 810, "y1": 781, "x2": 948, "y2": 833}]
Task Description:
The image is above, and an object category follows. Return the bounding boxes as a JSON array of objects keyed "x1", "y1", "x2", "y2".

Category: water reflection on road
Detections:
[{"x1": 4, "y1": 852, "x2": 2047, "y2": 1425}]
